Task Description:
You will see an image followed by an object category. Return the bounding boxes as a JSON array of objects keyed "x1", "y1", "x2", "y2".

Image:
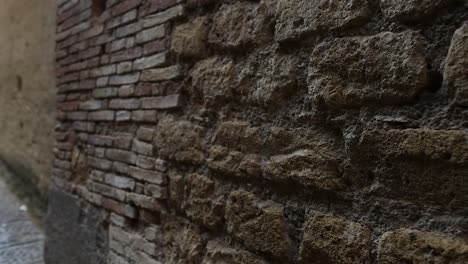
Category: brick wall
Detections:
[{"x1": 46, "y1": 0, "x2": 468, "y2": 263}]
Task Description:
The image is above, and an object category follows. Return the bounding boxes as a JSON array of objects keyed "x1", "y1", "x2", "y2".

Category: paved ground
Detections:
[{"x1": 0, "y1": 180, "x2": 44, "y2": 264}]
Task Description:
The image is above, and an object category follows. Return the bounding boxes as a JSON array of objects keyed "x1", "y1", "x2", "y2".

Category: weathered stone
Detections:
[
  {"x1": 378, "y1": 229, "x2": 468, "y2": 263},
  {"x1": 154, "y1": 118, "x2": 206, "y2": 163},
  {"x1": 128, "y1": 166, "x2": 167, "y2": 185},
  {"x1": 163, "y1": 216, "x2": 203, "y2": 264},
  {"x1": 355, "y1": 129, "x2": 468, "y2": 208},
  {"x1": 141, "y1": 95, "x2": 182, "y2": 110},
  {"x1": 209, "y1": 2, "x2": 271, "y2": 49},
  {"x1": 143, "y1": 5, "x2": 184, "y2": 28},
  {"x1": 213, "y1": 121, "x2": 263, "y2": 153},
  {"x1": 225, "y1": 191, "x2": 291, "y2": 259},
  {"x1": 168, "y1": 171, "x2": 185, "y2": 212},
  {"x1": 132, "y1": 139, "x2": 154, "y2": 156},
  {"x1": 274, "y1": 0, "x2": 370, "y2": 42},
  {"x1": 133, "y1": 52, "x2": 167, "y2": 70},
  {"x1": 203, "y1": 240, "x2": 268, "y2": 264},
  {"x1": 184, "y1": 174, "x2": 225, "y2": 229},
  {"x1": 136, "y1": 25, "x2": 165, "y2": 44},
  {"x1": 207, "y1": 146, "x2": 262, "y2": 178},
  {"x1": 141, "y1": 65, "x2": 182, "y2": 82},
  {"x1": 309, "y1": 31, "x2": 427, "y2": 108},
  {"x1": 190, "y1": 57, "x2": 235, "y2": 107},
  {"x1": 380, "y1": 0, "x2": 450, "y2": 22},
  {"x1": 171, "y1": 16, "x2": 209, "y2": 59},
  {"x1": 265, "y1": 149, "x2": 344, "y2": 191},
  {"x1": 109, "y1": 72, "x2": 140, "y2": 85},
  {"x1": 299, "y1": 213, "x2": 372, "y2": 264},
  {"x1": 444, "y1": 23, "x2": 468, "y2": 106},
  {"x1": 137, "y1": 127, "x2": 155, "y2": 142},
  {"x1": 89, "y1": 110, "x2": 115, "y2": 121},
  {"x1": 238, "y1": 53, "x2": 298, "y2": 107},
  {"x1": 104, "y1": 174, "x2": 135, "y2": 191}
]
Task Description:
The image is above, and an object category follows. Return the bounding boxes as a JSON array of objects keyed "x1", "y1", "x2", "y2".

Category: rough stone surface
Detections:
[
  {"x1": 444, "y1": 23, "x2": 468, "y2": 106},
  {"x1": 378, "y1": 229, "x2": 468, "y2": 263},
  {"x1": 380, "y1": 0, "x2": 450, "y2": 22},
  {"x1": 209, "y1": 2, "x2": 271, "y2": 50},
  {"x1": 48, "y1": 0, "x2": 468, "y2": 263},
  {"x1": 238, "y1": 53, "x2": 298, "y2": 107},
  {"x1": 171, "y1": 16, "x2": 209, "y2": 59},
  {"x1": 309, "y1": 31, "x2": 428, "y2": 108},
  {"x1": 154, "y1": 118, "x2": 206, "y2": 163},
  {"x1": 225, "y1": 191, "x2": 291, "y2": 259},
  {"x1": 163, "y1": 216, "x2": 203, "y2": 264},
  {"x1": 190, "y1": 56, "x2": 236, "y2": 107},
  {"x1": 299, "y1": 213, "x2": 372, "y2": 264},
  {"x1": 274, "y1": 0, "x2": 370, "y2": 42},
  {"x1": 184, "y1": 174, "x2": 225, "y2": 230},
  {"x1": 203, "y1": 240, "x2": 268, "y2": 264},
  {"x1": 355, "y1": 129, "x2": 468, "y2": 208}
]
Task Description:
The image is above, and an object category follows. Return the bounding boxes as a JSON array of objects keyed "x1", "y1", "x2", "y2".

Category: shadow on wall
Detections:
[{"x1": 0, "y1": 158, "x2": 48, "y2": 224}]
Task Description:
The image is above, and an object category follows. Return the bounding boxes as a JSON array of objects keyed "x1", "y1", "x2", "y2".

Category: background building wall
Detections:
[
  {"x1": 47, "y1": 0, "x2": 468, "y2": 263},
  {"x1": 0, "y1": 0, "x2": 56, "y2": 218}
]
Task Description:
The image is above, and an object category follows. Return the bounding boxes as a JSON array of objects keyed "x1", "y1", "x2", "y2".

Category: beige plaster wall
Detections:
[{"x1": 0, "y1": 0, "x2": 56, "y2": 207}]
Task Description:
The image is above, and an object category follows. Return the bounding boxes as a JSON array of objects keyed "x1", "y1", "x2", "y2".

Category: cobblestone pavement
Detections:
[{"x1": 0, "y1": 180, "x2": 44, "y2": 264}]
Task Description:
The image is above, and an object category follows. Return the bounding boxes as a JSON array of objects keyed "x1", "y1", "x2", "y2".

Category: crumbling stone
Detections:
[
  {"x1": 274, "y1": 0, "x2": 370, "y2": 42},
  {"x1": 209, "y1": 2, "x2": 271, "y2": 50},
  {"x1": 299, "y1": 212, "x2": 372, "y2": 264},
  {"x1": 444, "y1": 23, "x2": 468, "y2": 106},
  {"x1": 171, "y1": 16, "x2": 209, "y2": 59},
  {"x1": 190, "y1": 56, "x2": 235, "y2": 107},
  {"x1": 309, "y1": 31, "x2": 428, "y2": 108},
  {"x1": 378, "y1": 229, "x2": 468, "y2": 263},
  {"x1": 225, "y1": 191, "x2": 291, "y2": 259},
  {"x1": 379, "y1": 0, "x2": 450, "y2": 22},
  {"x1": 184, "y1": 174, "x2": 225, "y2": 230},
  {"x1": 203, "y1": 240, "x2": 268, "y2": 264}
]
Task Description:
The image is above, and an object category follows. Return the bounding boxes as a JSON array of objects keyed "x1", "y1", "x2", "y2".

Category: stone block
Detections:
[
  {"x1": 238, "y1": 53, "x2": 298, "y2": 107},
  {"x1": 132, "y1": 139, "x2": 154, "y2": 156},
  {"x1": 136, "y1": 25, "x2": 165, "y2": 44},
  {"x1": 378, "y1": 229, "x2": 468, "y2": 263},
  {"x1": 105, "y1": 149, "x2": 137, "y2": 164},
  {"x1": 265, "y1": 149, "x2": 344, "y2": 191},
  {"x1": 171, "y1": 16, "x2": 208, "y2": 59},
  {"x1": 109, "y1": 72, "x2": 141, "y2": 85},
  {"x1": 274, "y1": 0, "x2": 370, "y2": 42},
  {"x1": 89, "y1": 111, "x2": 115, "y2": 121},
  {"x1": 190, "y1": 57, "x2": 235, "y2": 107},
  {"x1": 209, "y1": 2, "x2": 271, "y2": 49},
  {"x1": 143, "y1": 5, "x2": 184, "y2": 27},
  {"x1": 444, "y1": 23, "x2": 468, "y2": 106},
  {"x1": 133, "y1": 52, "x2": 167, "y2": 70},
  {"x1": 309, "y1": 31, "x2": 427, "y2": 108},
  {"x1": 203, "y1": 240, "x2": 268, "y2": 264},
  {"x1": 380, "y1": 0, "x2": 449, "y2": 22},
  {"x1": 355, "y1": 129, "x2": 468, "y2": 208},
  {"x1": 141, "y1": 65, "x2": 182, "y2": 82},
  {"x1": 109, "y1": 98, "x2": 141, "y2": 110},
  {"x1": 154, "y1": 118, "x2": 206, "y2": 163},
  {"x1": 163, "y1": 216, "x2": 203, "y2": 264},
  {"x1": 128, "y1": 166, "x2": 167, "y2": 185},
  {"x1": 184, "y1": 174, "x2": 225, "y2": 230},
  {"x1": 141, "y1": 95, "x2": 182, "y2": 109},
  {"x1": 299, "y1": 212, "x2": 372, "y2": 263},
  {"x1": 225, "y1": 191, "x2": 291, "y2": 259}
]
